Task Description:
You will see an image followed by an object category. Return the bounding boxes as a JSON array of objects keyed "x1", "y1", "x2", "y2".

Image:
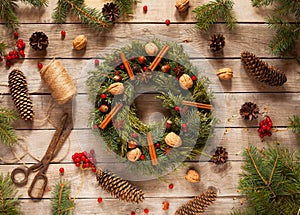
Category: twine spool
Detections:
[{"x1": 40, "y1": 59, "x2": 76, "y2": 105}]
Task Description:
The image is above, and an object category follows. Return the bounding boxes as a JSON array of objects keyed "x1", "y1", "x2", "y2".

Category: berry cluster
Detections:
[
  {"x1": 3, "y1": 38, "x2": 26, "y2": 68},
  {"x1": 71, "y1": 150, "x2": 97, "y2": 172},
  {"x1": 258, "y1": 116, "x2": 273, "y2": 138}
]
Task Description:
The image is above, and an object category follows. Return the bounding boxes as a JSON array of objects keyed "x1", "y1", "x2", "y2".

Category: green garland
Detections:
[{"x1": 87, "y1": 39, "x2": 215, "y2": 176}]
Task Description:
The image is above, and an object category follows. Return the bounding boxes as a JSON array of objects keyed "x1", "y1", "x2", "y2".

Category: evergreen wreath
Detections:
[{"x1": 87, "y1": 39, "x2": 215, "y2": 176}]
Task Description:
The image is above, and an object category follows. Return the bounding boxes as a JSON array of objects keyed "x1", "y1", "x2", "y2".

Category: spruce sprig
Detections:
[
  {"x1": 0, "y1": 108, "x2": 18, "y2": 146},
  {"x1": 0, "y1": 173, "x2": 21, "y2": 215},
  {"x1": 231, "y1": 144, "x2": 300, "y2": 215},
  {"x1": 289, "y1": 115, "x2": 300, "y2": 135},
  {"x1": 192, "y1": 0, "x2": 237, "y2": 31},
  {"x1": 0, "y1": 0, "x2": 47, "y2": 30},
  {"x1": 51, "y1": 179, "x2": 74, "y2": 215},
  {"x1": 0, "y1": 42, "x2": 7, "y2": 57}
]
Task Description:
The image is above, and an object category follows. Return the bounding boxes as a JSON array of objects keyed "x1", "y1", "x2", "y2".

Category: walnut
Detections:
[
  {"x1": 179, "y1": 74, "x2": 193, "y2": 89},
  {"x1": 175, "y1": 0, "x2": 189, "y2": 12},
  {"x1": 185, "y1": 169, "x2": 200, "y2": 182},
  {"x1": 216, "y1": 68, "x2": 233, "y2": 80},
  {"x1": 73, "y1": 35, "x2": 87, "y2": 50},
  {"x1": 126, "y1": 148, "x2": 142, "y2": 162},
  {"x1": 165, "y1": 132, "x2": 182, "y2": 148},
  {"x1": 108, "y1": 82, "x2": 124, "y2": 95},
  {"x1": 144, "y1": 42, "x2": 158, "y2": 56}
]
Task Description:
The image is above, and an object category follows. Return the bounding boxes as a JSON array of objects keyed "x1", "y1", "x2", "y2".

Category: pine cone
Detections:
[
  {"x1": 102, "y1": 3, "x2": 120, "y2": 22},
  {"x1": 29, "y1": 32, "x2": 49, "y2": 51},
  {"x1": 8, "y1": 69, "x2": 34, "y2": 120},
  {"x1": 240, "y1": 102, "x2": 259, "y2": 120},
  {"x1": 175, "y1": 189, "x2": 217, "y2": 215},
  {"x1": 210, "y1": 146, "x2": 228, "y2": 164},
  {"x1": 241, "y1": 51, "x2": 287, "y2": 86},
  {"x1": 96, "y1": 168, "x2": 144, "y2": 203},
  {"x1": 209, "y1": 34, "x2": 225, "y2": 52}
]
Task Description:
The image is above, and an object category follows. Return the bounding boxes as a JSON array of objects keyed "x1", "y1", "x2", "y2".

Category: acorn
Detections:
[{"x1": 99, "y1": 104, "x2": 109, "y2": 113}]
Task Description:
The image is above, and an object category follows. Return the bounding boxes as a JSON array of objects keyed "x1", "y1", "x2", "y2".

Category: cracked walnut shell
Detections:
[
  {"x1": 179, "y1": 74, "x2": 193, "y2": 90},
  {"x1": 185, "y1": 169, "x2": 200, "y2": 182},
  {"x1": 126, "y1": 148, "x2": 142, "y2": 162},
  {"x1": 216, "y1": 68, "x2": 233, "y2": 80},
  {"x1": 108, "y1": 82, "x2": 124, "y2": 95},
  {"x1": 73, "y1": 35, "x2": 87, "y2": 50},
  {"x1": 165, "y1": 132, "x2": 182, "y2": 148}
]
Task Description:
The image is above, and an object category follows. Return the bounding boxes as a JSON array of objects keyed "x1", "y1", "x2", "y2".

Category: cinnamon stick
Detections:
[
  {"x1": 147, "y1": 132, "x2": 158, "y2": 166},
  {"x1": 99, "y1": 103, "x2": 123, "y2": 129},
  {"x1": 182, "y1": 101, "x2": 212, "y2": 110},
  {"x1": 120, "y1": 52, "x2": 135, "y2": 80},
  {"x1": 149, "y1": 45, "x2": 170, "y2": 71}
]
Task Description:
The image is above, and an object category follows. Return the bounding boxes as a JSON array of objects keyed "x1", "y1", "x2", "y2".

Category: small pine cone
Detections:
[
  {"x1": 240, "y1": 102, "x2": 259, "y2": 120},
  {"x1": 96, "y1": 168, "x2": 144, "y2": 203},
  {"x1": 210, "y1": 146, "x2": 228, "y2": 164},
  {"x1": 209, "y1": 34, "x2": 225, "y2": 52},
  {"x1": 8, "y1": 69, "x2": 34, "y2": 120},
  {"x1": 102, "y1": 2, "x2": 120, "y2": 22},
  {"x1": 29, "y1": 32, "x2": 49, "y2": 51},
  {"x1": 175, "y1": 189, "x2": 217, "y2": 215},
  {"x1": 241, "y1": 51, "x2": 287, "y2": 86}
]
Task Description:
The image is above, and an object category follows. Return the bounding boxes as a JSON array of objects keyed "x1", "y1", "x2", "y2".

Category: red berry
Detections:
[
  {"x1": 120, "y1": 64, "x2": 125, "y2": 70},
  {"x1": 174, "y1": 106, "x2": 180, "y2": 112},
  {"x1": 131, "y1": 212, "x2": 136, "y2": 215},
  {"x1": 6, "y1": 55, "x2": 11, "y2": 61},
  {"x1": 192, "y1": 75, "x2": 197, "y2": 81},
  {"x1": 14, "y1": 32, "x2": 19, "y2": 38},
  {"x1": 101, "y1": 93, "x2": 107, "y2": 99},
  {"x1": 93, "y1": 124, "x2": 98, "y2": 129},
  {"x1": 90, "y1": 149, "x2": 95, "y2": 154},
  {"x1": 259, "y1": 133, "x2": 265, "y2": 138},
  {"x1": 131, "y1": 132, "x2": 138, "y2": 138},
  {"x1": 0, "y1": 57, "x2": 3, "y2": 62},
  {"x1": 59, "y1": 167, "x2": 64, "y2": 174},
  {"x1": 144, "y1": 208, "x2": 149, "y2": 214},
  {"x1": 140, "y1": 154, "x2": 145, "y2": 160},
  {"x1": 94, "y1": 59, "x2": 99, "y2": 65},
  {"x1": 115, "y1": 71, "x2": 120, "y2": 75},
  {"x1": 92, "y1": 167, "x2": 97, "y2": 172},
  {"x1": 182, "y1": 123, "x2": 187, "y2": 128},
  {"x1": 6, "y1": 61, "x2": 11, "y2": 68},
  {"x1": 165, "y1": 19, "x2": 171, "y2": 25},
  {"x1": 74, "y1": 157, "x2": 80, "y2": 163},
  {"x1": 168, "y1": 183, "x2": 174, "y2": 189},
  {"x1": 17, "y1": 39, "x2": 24, "y2": 44},
  {"x1": 61, "y1": 30, "x2": 66, "y2": 38},
  {"x1": 19, "y1": 50, "x2": 25, "y2": 57},
  {"x1": 75, "y1": 162, "x2": 80, "y2": 167},
  {"x1": 97, "y1": 197, "x2": 102, "y2": 203},
  {"x1": 143, "y1": 5, "x2": 148, "y2": 12},
  {"x1": 155, "y1": 143, "x2": 160, "y2": 148},
  {"x1": 38, "y1": 63, "x2": 43, "y2": 70},
  {"x1": 143, "y1": 66, "x2": 148, "y2": 71},
  {"x1": 17, "y1": 44, "x2": 23, "y2": 50}
]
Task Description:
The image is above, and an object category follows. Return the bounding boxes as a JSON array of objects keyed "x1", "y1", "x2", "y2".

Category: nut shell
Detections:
[
  {"x1": 185, "y1": 169, "x2": 200, "y2": 182},
  {"x1": 108, "y1": 82, "x2": 124, "y2": 95},
  {"x1": 216, "y1": 68, "x2": 233, "y2": 80},
  {"x1": 126, "y1": 148, "x2": 142, "y2": 162},
  {"x1": 179, "y1": 74, "x2": 193, "y2": 89},
  {"x1": 73, "y1": 35, "x2": 87, "y2": 50},
  {"x1": 165, "y1": 132, "x2": 182, "y2": 148},
  {"x1": 175, "y1": 0, "x2": 189, "y2": 12},
  {"x1": 144, "y1": 42, "x2": 158, "y2": 56}
]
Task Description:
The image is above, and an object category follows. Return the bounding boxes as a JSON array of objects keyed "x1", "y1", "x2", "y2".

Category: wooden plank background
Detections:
[{"x1": 0, "y1": 1, "x2": 299, "y2": 214}]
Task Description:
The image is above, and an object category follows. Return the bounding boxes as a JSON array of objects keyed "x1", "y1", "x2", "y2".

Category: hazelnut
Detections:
[
  {"x1": 179, "y1": 74, "x2": 193, "y2": 89},
  {"x1": 216, "y1": 68, "x2": 233, "y2": 80},
  {"x1": 165, "y1": 132, "x2": 182, "y2": 148},
  {"x1": 108, "y1": 82, "x2": 124, "y2": 95},
  {"x1": 73, "y1": 35, "x2": 87, "y2": 50},
  {"x1": 175, "y1": 0, "x2": 189, "y2": 12},
  {"x1": 185, "y1": 169, "x2": 200, "y2": 182},
  {"x1": 126, "y1": 148, "x2": 142, "y2": 162},
  {"x1": 144, "y1": 42, "x2": 158, "y2": 56}
]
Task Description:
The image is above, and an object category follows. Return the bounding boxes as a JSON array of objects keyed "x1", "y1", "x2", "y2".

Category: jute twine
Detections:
[{"x1": 40, "y1": 59, "x2": 76, "y2": 105}]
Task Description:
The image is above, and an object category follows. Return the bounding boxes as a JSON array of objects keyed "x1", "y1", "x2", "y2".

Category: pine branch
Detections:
[
  {"x1": 51, "y1": 179, "x2": 74, "y2": 215},
  {"x1": 0, "y1": 173, "x2": 21, "y2": 215},
  {"x1": 0, "y1": 108, "x2": 18, "y2": 146},
  {"x1": 251, "y1": 0, "x2": 276, "y2": 7},
  {"x1": 113, "y1": 0, "x2": 137, "y2": 17},
  {"x1": 0, "y1": 0, "x2": 19, "y2": 30},
  {"x1": 289, "y1": 115, "x2": 300, "y2": 135},
  {"x1": 19, "y1": 0, "x2": 48, "y2": 7},
  {"x1": 192, "y1": 0, "x2": 237, "y2": 31},
  {"x1": 0, "y1": 42, "x2": 7, "y2": 56}
]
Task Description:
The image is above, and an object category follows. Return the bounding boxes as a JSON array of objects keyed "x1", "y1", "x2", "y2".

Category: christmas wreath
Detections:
[{"x1": 87, "y1": 39, "x2": 215, "y2": 177}]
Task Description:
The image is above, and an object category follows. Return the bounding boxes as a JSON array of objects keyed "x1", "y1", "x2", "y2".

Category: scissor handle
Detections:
[
  {"x1": 28, "y1": 172, "x2": 48, "y2": 199},
  {"x1": 11, "y1": 166, "x2": 30, "y2": 186}
]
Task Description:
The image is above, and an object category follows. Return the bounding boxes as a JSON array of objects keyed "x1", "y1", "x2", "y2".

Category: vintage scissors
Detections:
[{"x1": 11, "y1": 113, "x2": 72, "y2": 199}]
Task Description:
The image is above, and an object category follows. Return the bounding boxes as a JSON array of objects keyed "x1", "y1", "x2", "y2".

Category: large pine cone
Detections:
[
  {"x1": 240, "y1": 102, "x2": 259, "y2": 120},
  {"x1": 8, "y1": 69, "x2": 34, "y2": 120},
  {"x1": 241, "y1": 51, "x2": 287, "y2": 86},
  {"x1": 102, "y1": 2, "x2": 120, "y2": 22},
  {"x1": 29, "y1": 32, "x2": 49, "y2": 51},
  {"x1": 209, "y1": 34, "x2": 225, "y2": 52}
]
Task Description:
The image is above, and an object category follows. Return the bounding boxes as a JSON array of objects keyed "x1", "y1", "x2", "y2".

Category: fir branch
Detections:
[
  {"x1": 192, "y1": 0, "x2": 237, "y2": 31},
  {"x1": 19, "y1": 0, "x2": 48, "y2": 7},
  {"x1": 0, "y1": 173, "x2": 21, "y2": 215},
  {"x1": 289, "y1": 115, "x2": 300, "y2": 135},
  {"x1": 0, "y1": 108, "x2": 18, "y2": 146},
  {"x1": 51, "y1": 179, "x2": 74, "y2": 215},
  {"x1": 251, "y1": 0, "x2": 276, "y2": 7},
  {"x1": 0, "y1": 42, "x2": 7, "y2": 56},
  {"x1": 113, "y1": 0, "x2": 137, "y2": 17},
  {"x1": 0, "y1": 0, "x2": 19, "y2": 30}
]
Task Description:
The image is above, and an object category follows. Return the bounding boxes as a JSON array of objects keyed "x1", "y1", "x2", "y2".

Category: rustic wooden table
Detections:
[{"x1": 0, "y1": 1, "x2": 299, "y2": 214}]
